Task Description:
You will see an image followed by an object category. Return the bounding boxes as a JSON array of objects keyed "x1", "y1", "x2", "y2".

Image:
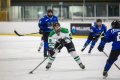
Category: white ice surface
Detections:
[{"x1": 0, "y1": 35, "x2": 120, "y2": 80}]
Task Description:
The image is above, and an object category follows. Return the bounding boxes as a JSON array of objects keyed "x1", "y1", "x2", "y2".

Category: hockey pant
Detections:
[
  {"x1": 104, "y1": 49, "x2": 120, "y2": 71},
  {"x1": 48, "y1": 42, "x2": 82, "y2": 64}
]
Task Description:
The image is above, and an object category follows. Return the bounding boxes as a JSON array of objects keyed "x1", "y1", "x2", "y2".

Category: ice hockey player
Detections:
[
  {"x1": 98, "y1": 20, "x2": 120, "y2": 79},
  {"x1": 81, "y1": 19, "x2": 107, "y2": 54},
  {"x1": 45, "y1": 22, "x2": 85, "y2": 70},
  {"x1": 38, "y1": 9, "x2": 58, "y2": 58},
  {"x1": 38, "y1": 35, "x2": 44, "y2": 52}
]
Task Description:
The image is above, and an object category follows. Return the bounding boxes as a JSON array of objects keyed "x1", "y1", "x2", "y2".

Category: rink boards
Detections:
[{"x1": 0, "y1": 22, "x2": 111, "y2": 38}]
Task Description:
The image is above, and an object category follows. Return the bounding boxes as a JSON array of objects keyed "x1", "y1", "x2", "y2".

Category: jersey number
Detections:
[{"x1": 117, "y1": 32, "x2": 120, "y2": 41}]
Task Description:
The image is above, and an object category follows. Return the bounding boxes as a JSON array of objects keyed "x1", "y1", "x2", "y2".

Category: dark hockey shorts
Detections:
[
  {"x1": 109, "y1": 49, "x2": 120, "y2": 60},
  {"x1": 55, "y1": 41, "x2": 76, "y2": 53},
  {"x1": 43, "y1": 32, "x2": 50, "y2": 42},
  {"x1": 87, "y1": 33, "x2": 99, "y2": 42}
]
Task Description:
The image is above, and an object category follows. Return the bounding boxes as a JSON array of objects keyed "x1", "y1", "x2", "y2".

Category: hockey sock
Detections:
[
  {"x1": 70, "y1": 51, "x2": 82, "y2": 64},
  {"x1": 83, "y1": 39, "x2": 91, "y2": 48},
  {"x1": 40, "y1": 40, "x2": 44, "y2": 47},
  {"x1": 48, "y1": 49, "x2": 59, "y2": 63},
  {"x1": 44, "y1": 41, "x2": 49, "y2": 53},
  {"x1": 89, "y1": 41, "x2": 96, "y2": 50},
  {"x1": 105, "y1": 58, "x2": 116, "y2": 71}
]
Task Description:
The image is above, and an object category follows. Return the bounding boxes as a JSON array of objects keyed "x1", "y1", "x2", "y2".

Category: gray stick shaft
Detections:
[
  {"x1": 31, "y1": 57, "x2": 48, "y2": 72},
  {"x1": 30, "y1": 44, "x2": 62, "y2": 73}
]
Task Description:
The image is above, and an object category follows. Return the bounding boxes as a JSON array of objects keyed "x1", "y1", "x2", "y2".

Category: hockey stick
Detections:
[
  {"x1": 103, "y1": 51, "x2": 120, "y2": 70},
  {"x1": 29, "y1": 44, "x2": 62, "y2": 74},
  {"x1": 14, "y1": 30, "x2": 39, "y2": 36},
  {"x1": 29, "y1": 57, "x2": 48, "y2": 74}
]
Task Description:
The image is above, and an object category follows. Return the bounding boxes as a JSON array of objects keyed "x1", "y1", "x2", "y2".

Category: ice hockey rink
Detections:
[{"x1": 0, "y1": 35, "x2": 120, "y2": 80}]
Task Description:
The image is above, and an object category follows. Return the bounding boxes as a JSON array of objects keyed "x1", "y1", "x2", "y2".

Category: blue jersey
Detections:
[
  {"x1": 100, "y1": 28, "x2": 120, "y2": 50},
  {"x1": 38, "y1": 15, "x2": 58, "y2": 32},
  {"x1": 105, "y1": 29, "x2": 114, "y2": 42},
  {"x1": 90, "y1": 24, "x2": 107, "y2": 37}
]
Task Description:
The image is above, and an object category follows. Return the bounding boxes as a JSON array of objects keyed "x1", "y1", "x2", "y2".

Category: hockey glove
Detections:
[
  {"x1": 98, "y1": 45, "x2": 104, "y2": 52},
  {"x1": 59, "y1": 39, "x2": 66, "y2": 46},
  {"x1": 49, "y1": 47, "x2": 55, "y2": 57},
  {"x1": 39, "y1": 29, "x2": 44, "y2": 34},
  {"x1": 101, "y1": 33, "x2": 105, "y2": 37},
  {"x1": 93, "y1": 36, "x2": 99, "y2": 42}
]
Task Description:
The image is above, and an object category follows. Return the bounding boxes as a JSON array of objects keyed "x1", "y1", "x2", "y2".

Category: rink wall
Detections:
[{"x1": 0, "y1": 22, "x2": 111, "y2": 38}]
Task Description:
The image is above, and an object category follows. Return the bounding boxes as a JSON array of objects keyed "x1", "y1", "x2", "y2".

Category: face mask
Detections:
[
  {"x1": 55, "y1": 28, "x2": 61, "y2": 33},
  {"x1": 98, "y1": 25, "x2": 101, "y2": 27},
  {"x1": 48, "y1": 15, "x2": 52, "y2": 18}
]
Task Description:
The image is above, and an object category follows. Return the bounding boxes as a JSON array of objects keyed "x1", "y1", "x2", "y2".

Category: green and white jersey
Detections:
[{"x1": 49, "y1": 27, "x2": 72, "y2": 48}]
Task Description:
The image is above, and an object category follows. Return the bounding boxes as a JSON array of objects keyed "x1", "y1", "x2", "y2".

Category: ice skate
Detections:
[
  {"x1": 88, "y1": 49, "x2": 91, "y2": 54},
  {"x1": 46, "y1": 63, "x2": 52, "y2": 70},
  {"x1": 44, "y1": 53, "x2": 48, "y2": 59},
  {"x1": 79, "y1": 63, "x2": 85, "y2": 69},
  {"x1": 103, "y1": 71, "x2": 108, "y2": 79},
  {"x1": 38, "y1": 47, "x2": 41, "y2": 52},
  {"x1": 81, "y1": 47, "x2": 85, "y2": 52}
]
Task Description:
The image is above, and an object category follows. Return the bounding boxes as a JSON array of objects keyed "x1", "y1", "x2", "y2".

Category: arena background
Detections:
[{"x1": 0, "y1": 0, "x2": 120, "y2": 38}]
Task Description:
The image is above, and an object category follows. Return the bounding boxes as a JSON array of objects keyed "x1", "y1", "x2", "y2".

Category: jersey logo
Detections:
[
  {"x1": 49, "y1": 39, "x2": 52, "y2": 42},
  {"x1": 72, "y1": 26, "x2": 76, "y2": 33},
  {"x1": 46, "y1": 19, "x2": 49, "y2": 21},
  {"x1": 117, "y1": 32, "x2": 120, "y2": 41},
  {"x1": 39, "y1": 21, "x2": 41, "y2": 23},
  {"x1": 111, "y1": 29, "x2": 114, "y2": 34}
]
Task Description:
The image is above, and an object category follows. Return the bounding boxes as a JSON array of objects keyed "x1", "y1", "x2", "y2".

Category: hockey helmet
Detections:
[
  {"x1": 111, "y1": 20, "x2": 120, "y2": 28},
  {"x1": 53, "y1": 21, "x2": 61, "y2": 33},
  {"x1": 96, "y1": 19, "x2": 102, "y2": 23},
  {"x1": 47, "y1": 9, "x2": 53, "y2": 18}
]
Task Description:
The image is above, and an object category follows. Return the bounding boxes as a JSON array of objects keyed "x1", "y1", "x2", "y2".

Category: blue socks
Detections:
[
  {"x1": 44, "y1": 41, "x2": 49, "y2": 53},
  {"x1": 90, "y1": 41, "x2": 96, "y2": 50},
  {"x1": 105, "y1": 58, "x2": 116, "y2": 71},
  {"x1": 83, "y1": 39, "x2": 97, "y2": 51},
  {"x1": 83, "y1": 39, "x2": 91, "y2": 48}
]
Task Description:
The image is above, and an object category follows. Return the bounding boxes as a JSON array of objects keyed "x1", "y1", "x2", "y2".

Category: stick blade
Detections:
[
  {"x1": 14, "y1": 30, "x2": 23, "y2": 36},
  {"x1": 28, "y1": 71, "x2": 33, "y2": 74}
]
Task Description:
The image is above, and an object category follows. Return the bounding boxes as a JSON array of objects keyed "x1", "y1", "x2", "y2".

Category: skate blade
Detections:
[
  {"x1": 82, "y1": 68, "x2": 86, "y2": 70},
  {"x1": 38, "y1": 48, "x2": 41, "y2": 52},
  {"x1": 103, "y1": 76, "x2": 107, "y2": 79},
  {"x1": 46, "y1": 69, "x2": 49, "y2": 71},
  {"x1": 81, "y1": 50, "x2": 84, "y2": 52},
  {"x1": 80, "y1": 65, "x2": 85, "y2": 70},
  {"x1": 81, "y1": 67, "x2": 85, "y2": 70},
  {"x1": 38, "y1": 49, "x2": 41, "y2": 52},
  {"x1": 82, "y1": 67, "x2": 85, "y2": 69}
]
